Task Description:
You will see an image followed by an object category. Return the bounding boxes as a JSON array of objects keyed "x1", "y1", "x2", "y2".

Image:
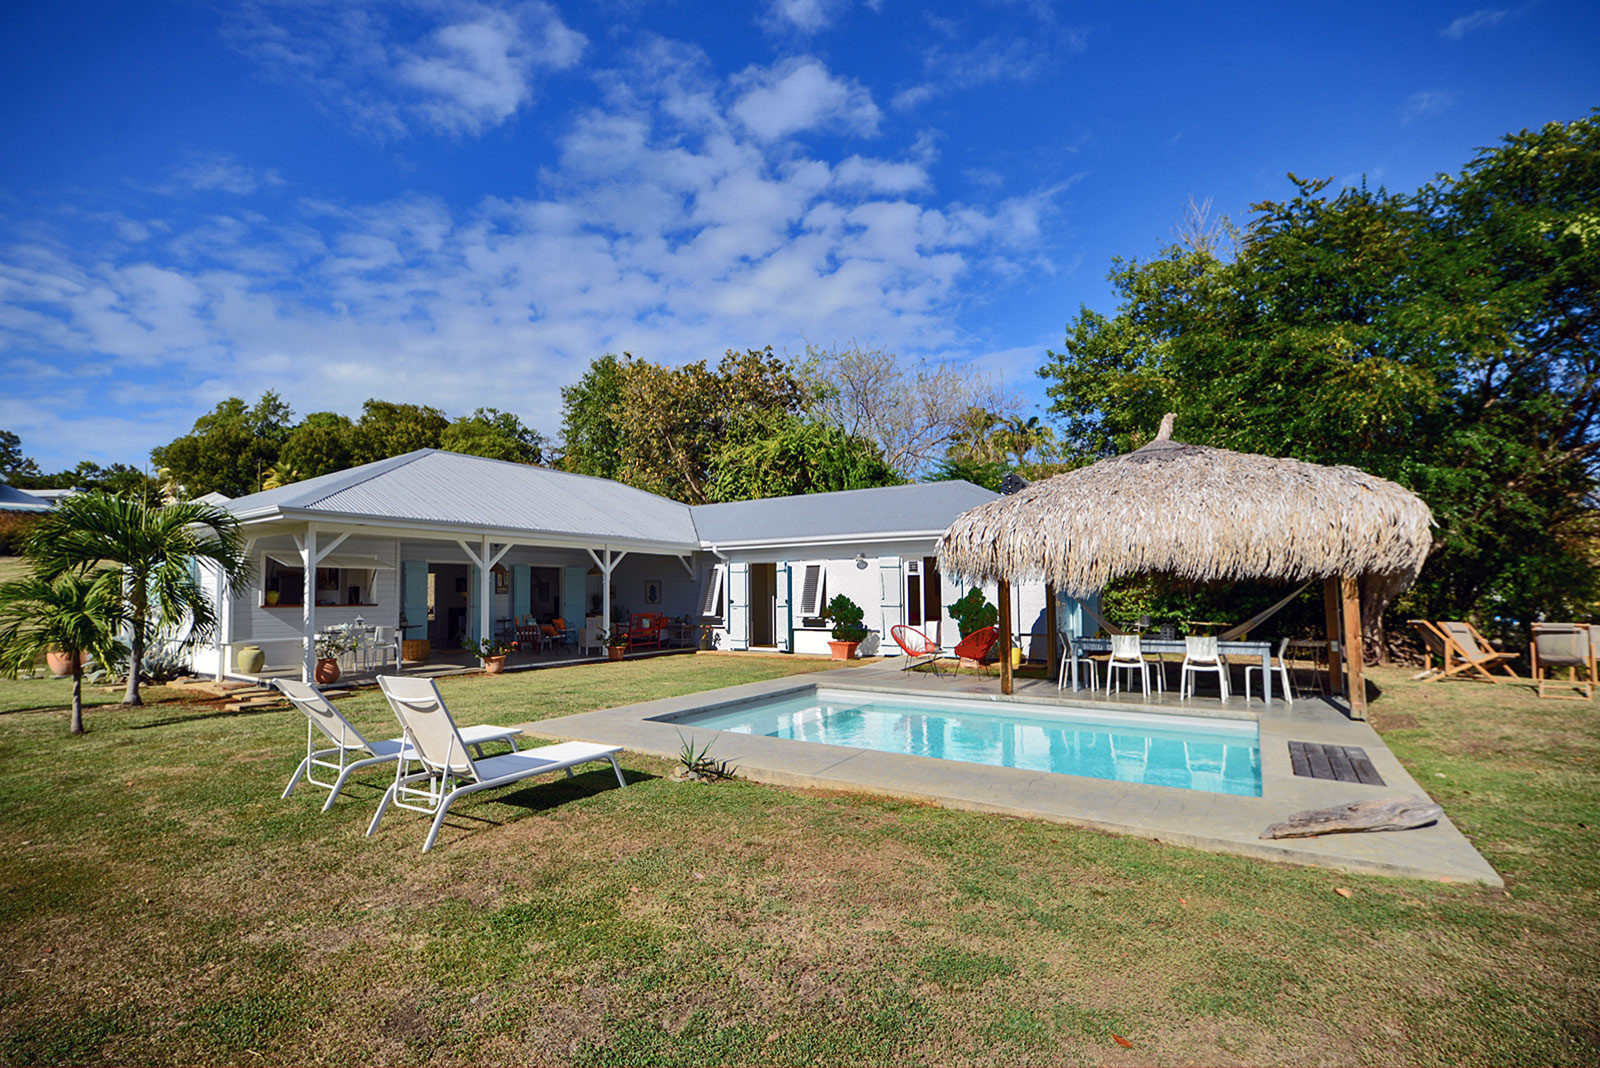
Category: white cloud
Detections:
[
  {"x1": 892, "y1": 11, "x2": 1088, "y2": 111},
  {"x1": 167, "y1": 153, "x2": 284, "y2": 196},
  {"x1": 1401, "y1": 89, "x2": 1455, "y2": 124},
  {"x1": 762, "y1": 0, "x2": 848, "y2": 35},
  {"x1": 224, "y1": 0, "x2": 585, "y2": 138},
  {"x1": 1441, "y1": 8, "x2": 1509, "y2": 40},
  {"x1": 1, "y1": 41, "x2": 1067, "y2": 469},
  {"x1": 730, "y1": 57, "x2": 881, "y2": 141}
]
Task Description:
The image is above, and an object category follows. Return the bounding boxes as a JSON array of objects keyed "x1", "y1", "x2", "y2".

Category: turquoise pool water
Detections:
[{"x1": 673, "y1": 688, "x2": 1262, "y2": 796}]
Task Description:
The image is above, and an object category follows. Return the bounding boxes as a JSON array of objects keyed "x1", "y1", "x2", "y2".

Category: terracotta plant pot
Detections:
[
  {"x1": 46, "y1": 650, "x2": 90, "y2": 676},
  {"x1": 827, "y1": 640, "x2": 861, "y2": 661},
  {"x1": 607, "y1": 646, "x2": 626, "y2": 662},
  {"x1": 482, "y1": 655, "x2": 506, "y2": 675},
  {"x1": 236, "y1": 645, "x2": 265, "y2": 674},
  {"x1": 314, "y1": 657, "x2": 341, "y2": 685}
]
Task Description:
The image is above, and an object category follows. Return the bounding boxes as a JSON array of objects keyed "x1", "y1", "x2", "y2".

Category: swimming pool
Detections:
[{"x1": 669, "y1": 687, "x2": 1262, "y2": 797}]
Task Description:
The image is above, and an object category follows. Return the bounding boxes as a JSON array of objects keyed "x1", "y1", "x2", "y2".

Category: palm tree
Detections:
[
  {"x1": 0, "y1": 568, "x2": 128, "y2": 734},
  {"x1": 24, "y1": 492, "x2": 249, "y2": 705}
]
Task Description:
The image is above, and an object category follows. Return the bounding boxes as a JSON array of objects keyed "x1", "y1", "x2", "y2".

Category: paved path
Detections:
[{"x1": 526, "y1": 662, "x2": 1502, "y2": 887}]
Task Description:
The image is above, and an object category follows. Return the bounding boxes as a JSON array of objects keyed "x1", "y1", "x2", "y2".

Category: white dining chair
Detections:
[
  {"x1": 1180, "y1": 635, "x2": 1229, "y2": 700},
  {"x1": 1106, "y1": 634, "x2": 1150, "y2": 697},
  {"x1": 1244, "y1": 637, "x2": 1295, "y2": 703}
]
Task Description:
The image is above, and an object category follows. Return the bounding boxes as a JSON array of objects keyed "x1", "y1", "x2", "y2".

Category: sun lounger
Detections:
[
  {"x1": 367, "y1": 675, "x2": 626, "y2": 852},
  {"x1": 275, "y1": 678, "x2": 522, "y2": 811}
]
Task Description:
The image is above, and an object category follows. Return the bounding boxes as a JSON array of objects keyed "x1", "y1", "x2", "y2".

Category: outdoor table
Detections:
[{"x1": 1067, "y1": 636, "x2": 1279, "y2": 703}]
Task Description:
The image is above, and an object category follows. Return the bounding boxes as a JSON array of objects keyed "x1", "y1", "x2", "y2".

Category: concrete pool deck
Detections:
[{"x1": 524, "y1": 662, "x2": 1502, "y2": 887}]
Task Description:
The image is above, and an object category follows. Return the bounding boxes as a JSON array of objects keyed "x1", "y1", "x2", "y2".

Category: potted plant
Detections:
[
  {"x1": 314, "y1": 627, "x2": 354, "y2": 685},
  {"x1": 824, "y1": 594, "x2": 869, "y2": 660},
  {"x1": 948, "y1": 587, "x2": 999, "y2": 638},
  {"x1": 601, "y1": 629, "x2": 629, "y2": 662},
  {"x1": 461, "y1": 635, "x2": 516, "y2": 675}
]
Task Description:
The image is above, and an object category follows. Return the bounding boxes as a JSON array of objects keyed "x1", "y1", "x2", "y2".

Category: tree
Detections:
[
  {"x1": 803, "y1": 344, "x2": 1023, "y2": 476},
  {"x1": 559, "y1": 354, "x2": 629, "y2": 480},
  {"x1": 0, "y1": 567, "x2": 127, "y2": 734},
  {"x1": 707, "y1": 417, "x2": 902, "y2": 501},
  {"x1": 25, "y1": 492, "x2": 249, "y2": 705},
  {"x1": 439, "y1": 408, "x2": 545, "y2": 464},
  {"x1": 353, "y1": 400, "x2": 448, "y2": 463},
  {"x1": 1038, "y1": 112, "x2": 1600, "y2": 647},
  {"x1": 277, "y1": 412, "x2": 358, "y2": 481},
  {"x1": 150, "y1": 392, "x2": 294, "y2": 498},
  {"x1": 0, "y1": 429, "x2": 40, "y2": 480}
]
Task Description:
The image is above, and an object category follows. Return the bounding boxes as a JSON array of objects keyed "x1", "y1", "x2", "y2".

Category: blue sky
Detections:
[{"x1": 2, "y1": 0, "x2": 1596, "y2": 472}]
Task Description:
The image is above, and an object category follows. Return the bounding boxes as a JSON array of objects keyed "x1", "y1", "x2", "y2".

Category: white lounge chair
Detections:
[
  {"x1": 276, "y1": 679, "x2": 522, "y2": 812},
  {"x1": 367, "y1": 674, "x2": 626, "y2": 852}
]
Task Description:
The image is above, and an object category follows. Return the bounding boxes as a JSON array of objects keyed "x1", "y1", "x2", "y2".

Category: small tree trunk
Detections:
[
  {"x1": 70, "y1": 664, "x2": 84, "y2": 735},
  {"x1": 123, "y1": 627, "x2": 144, "y2": 705}
]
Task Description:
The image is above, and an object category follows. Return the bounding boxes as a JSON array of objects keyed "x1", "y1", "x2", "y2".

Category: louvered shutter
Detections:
[
  {"x1": 699, "y1": 563, "x2": 726, "y2": 619},
  {"x1": 796, "y1": 562, "x2": 826, "y2": 617}
]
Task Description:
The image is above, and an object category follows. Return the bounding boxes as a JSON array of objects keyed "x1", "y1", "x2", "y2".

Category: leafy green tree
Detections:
[
  {"x1": 440, "y1": 408, "x2": 545, "y2": 464},
  {"x1": 1038, "y1": 112, "x2": 1600, "y2": 645},
  {"x1": 925, "y1": 456, "x2": 1007, "y2": 492},
  {"x1": 559, "y1": 353, "x2": 629, "y2": 480},
  {"x1": 25, "y1": 492, "x2": 249, "y2": 705},
  {"x1": 0, "y1": 567, "x2": 127, "y2": 734},
  {"x1": 150, "y1": 392, "x2": 294, "y2": 498},
  {"x1": 0, "y1": 429, "x2": 40, "y2": 480},
  {"x1": 277, "y1": 412, "x2": 358, "y2": 482},
  {"x1": 353, "y1": 400, "x2": 448, "y2": 463},
  {"x1": 707, "y1": 417, "x2": 902, "y2": 501}
]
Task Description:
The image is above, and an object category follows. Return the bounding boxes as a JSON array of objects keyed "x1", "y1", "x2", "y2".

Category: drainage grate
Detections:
[{"x1": 1288, "y1": 741, "x2": 1385, "y2": 786}]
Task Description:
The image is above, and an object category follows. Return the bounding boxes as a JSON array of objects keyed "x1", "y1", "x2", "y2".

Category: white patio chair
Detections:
[
  {"x1": 275, "y1": 679, "x2": 522, "y2": 812},
  {"x1": 1180, "y1": 635, "x2": 1230, "y2": 701},
  {"x1": 368, "y1": 675, "x2": 627, "y2": 852},
  {"x1": 1244, "y1": 637, "x2": 1296, "y2": 703},
  {"x1": 1057, "y1": 643, "x2": 1098, "y2": 691},
  {"x1": 1106, "y1": 634, "x2": 1150, "y2": 697}
]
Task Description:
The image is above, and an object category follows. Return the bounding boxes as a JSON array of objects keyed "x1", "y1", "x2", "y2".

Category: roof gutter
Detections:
[{"x1": 697, "y1": 529, "x2": 948, "y2": 551}]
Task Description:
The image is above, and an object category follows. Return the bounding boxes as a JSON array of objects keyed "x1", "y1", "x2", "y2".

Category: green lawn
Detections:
[{"x1": 0, "y1": 656, "x2": 1596, "y2": 1065}]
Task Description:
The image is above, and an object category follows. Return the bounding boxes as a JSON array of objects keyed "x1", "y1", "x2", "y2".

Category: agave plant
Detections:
[{"x1": 0, "y1": 567, "x2": 128, "y2": 734}]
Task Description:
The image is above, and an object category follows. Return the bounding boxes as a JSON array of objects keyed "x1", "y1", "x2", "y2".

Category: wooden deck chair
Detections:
[
  {"x1": 1411, "y1": 620, "x2": 1520, "y2": 682},
  {"x1": 275, "y1": 679, "x2": 522, "y2": 811},
  {"x1": 368, "y1": 675, "x2": 626, "y2": 852},
  {"x1": 1531, "y1": 623, "x2": 1593, "y2": 700},
  {"x1": 890, "y1": 624, "x2": 945, "y2": 674}
]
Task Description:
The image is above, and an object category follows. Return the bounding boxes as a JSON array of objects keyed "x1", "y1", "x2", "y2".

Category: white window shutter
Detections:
[
  {"x1": 727, "y1": 562, "x2": 750, "y2": 650},
  {"x1": 775, "y1": 563, "x2": 791, "y2": 653},
  {"x1": 796, "y1": 561, "x2": 826, "y2": 616},
  {"x1": 878, "y1": 556, "x2": 903, "y2": 647},
  {"x1": 699, "y1": 563, "x2": 726, "y2": 619}
]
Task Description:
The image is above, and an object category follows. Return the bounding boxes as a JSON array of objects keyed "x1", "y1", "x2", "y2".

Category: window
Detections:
[
  {"x1": 699, "y1": 564, "x2": 726, "y2": 619},
  {"x1": 263, "y1": 554, "x2": 378, "y2": 606},
  {"x1": 906, "y1": 560, "x2": 923, "y2": 626},
  {"x1": 795, "y1": 562, "x2": 826, "y2": 618}
]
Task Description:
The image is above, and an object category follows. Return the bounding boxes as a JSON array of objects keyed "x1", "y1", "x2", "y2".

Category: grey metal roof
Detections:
[
  {"x1": 222, "y1": 450, "x2": 995, "y2": 550},
  {"x1": 224, "y1": 450, "x2": 700, "y2": 548},
  {"x1": 690, "y1": 480, "x2": 998, "y2": 545},
  {"x1": 0, "y1": 482, "x2": 51, "y2": 512}
]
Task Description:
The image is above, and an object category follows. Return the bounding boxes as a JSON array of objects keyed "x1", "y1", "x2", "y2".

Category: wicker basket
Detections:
[{"x1": 400, "y1": 639, "x2": 431, "y2": 663}]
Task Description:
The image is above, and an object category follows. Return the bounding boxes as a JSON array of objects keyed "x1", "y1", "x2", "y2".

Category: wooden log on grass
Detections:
[{"x1": 1260, "y1": 797, "x2": 1443, "y2": 839}]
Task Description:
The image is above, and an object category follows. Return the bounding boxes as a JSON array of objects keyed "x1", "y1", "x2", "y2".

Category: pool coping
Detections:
[{"x1": 521, "y1": 663, "x2": 1503, "y2": 887}]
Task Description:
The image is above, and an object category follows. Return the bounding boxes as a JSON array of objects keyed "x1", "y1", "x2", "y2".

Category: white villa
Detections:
[{"x1": 190, "y1": 449, "x2": 1051, "y2": 681}]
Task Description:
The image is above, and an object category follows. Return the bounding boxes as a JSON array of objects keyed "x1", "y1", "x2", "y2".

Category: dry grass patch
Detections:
[{"x1": 0, "y1": 660, "x2": 1595, "y2": 1064}]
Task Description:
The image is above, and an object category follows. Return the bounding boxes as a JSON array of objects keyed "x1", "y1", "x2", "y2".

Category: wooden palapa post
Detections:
[
  {"x1": 1341, "y1": 574, "x2": 1367, "y2": 719},
  {"x1": 1045, "y1": 582, "x2": 1059, "y2": 686},
  {"x1": 1322, "y1": 576, "x2": 1344, "y2": 695},
  {"x1": 997, "y1": 579, "x2": 1013, "y2": 695}
]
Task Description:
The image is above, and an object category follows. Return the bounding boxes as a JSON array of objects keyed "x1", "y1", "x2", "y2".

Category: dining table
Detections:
[{"x1": 1065, "y1": 636, "x2": 1280, "y2": 703}]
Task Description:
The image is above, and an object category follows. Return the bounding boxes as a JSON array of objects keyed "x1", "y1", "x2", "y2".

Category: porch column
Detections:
[
  {"x1": 1045, "y1": 582, "x2": 1059, "y2": 686},
  {"x1": 588, "y1": 548, "x2": 628, "y2": 643},
  {"x1": 1322, "y1": 576, "x2": 1344, "y2": 695},
  {"x1": 998, "y1": 579, "x2": 1013, "y2": 696},
  {"x1": 213, "y1": 562, "x2": 228, "y2": 683},
  {"x1": 301, "y1": 525, "x2": 317, "y2": 683},
  {"x1": 478, "y1": 534, "x2": 492, "y2": 647},
  {"x1": 1341, "y1": 574, "x2": 1367, "y2": 719}
]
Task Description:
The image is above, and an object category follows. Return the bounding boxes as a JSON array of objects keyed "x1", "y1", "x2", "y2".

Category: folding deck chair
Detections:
[
  {"x1": 368, "y1": 675, "x2": 627, "y2": 852},
  {"x1": 275, "y1": 678, "x2": 522, "y2": 811},
  {"x1": 1410, "y1": 620, "x2": 1521, "y2": 683}
]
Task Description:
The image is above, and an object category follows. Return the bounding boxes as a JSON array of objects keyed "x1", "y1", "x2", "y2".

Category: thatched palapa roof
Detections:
[{"x1": 938, "y1": 414, "x2": 1434, "y2": 599}]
